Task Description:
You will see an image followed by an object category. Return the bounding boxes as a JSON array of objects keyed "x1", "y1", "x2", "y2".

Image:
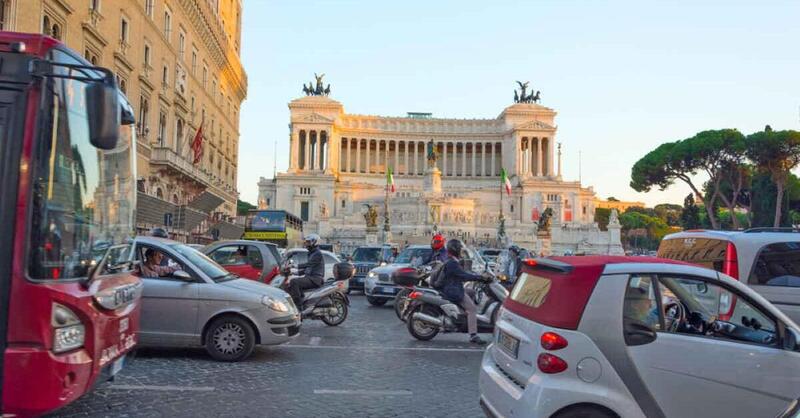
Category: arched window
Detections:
[
  {"x1": 156, "y1": 188, "x2": 164, "y2": 199},
  {"x1": 173, "y1": 194, "x2": 179, "y2": 204}
]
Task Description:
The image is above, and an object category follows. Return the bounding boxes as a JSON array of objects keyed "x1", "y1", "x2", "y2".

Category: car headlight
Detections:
[
  {"x1": 51, "y1": 303, "x2": 85, "y2": 353},
  {"x1": 368, "y1": 272, "x2": 377, "y2": 278},
  {"x1": 262, "y1": 295, "x2": 289, "y2": 312}
]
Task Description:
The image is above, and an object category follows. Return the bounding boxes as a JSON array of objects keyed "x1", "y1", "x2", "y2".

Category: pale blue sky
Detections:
[{"x1": 237, "y1": 0, "x2": 800, "y2": 207}]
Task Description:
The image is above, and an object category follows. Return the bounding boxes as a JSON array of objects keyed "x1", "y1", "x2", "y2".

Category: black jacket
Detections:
[
  {"x1": 439, "y1": 257, "x2": 483, "y2": 303},
  {"x1": 298, "y1": 247, "x2": 325, "y2": 283}
]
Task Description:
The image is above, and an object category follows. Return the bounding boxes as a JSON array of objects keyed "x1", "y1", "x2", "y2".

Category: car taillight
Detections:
[
  {"x1": 540, "y1": 332, "x2": 568, "y2": 350},
  {"x1": 537, "y1": 353, "x2": 568, "y2": 374},
  {"x1": 723, "y1": 242, "x2": 739, "y2": 280},
  {"x1": 397, "y1": 267, "x2": 416, "y2": 274},
  {"x1": 409, "y1": 291, "x2": 422, "y2": 299},
  {"x1": 51, "y1": 303, "x2": 85, "y2": 354},
  {"x1": 524, "y1": 259, "x2": 537, "y2": 267}
]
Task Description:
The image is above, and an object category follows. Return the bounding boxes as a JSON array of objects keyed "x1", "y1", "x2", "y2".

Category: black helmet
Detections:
[
  {"x1": 446, "y1": 239, "x2": 464, "y2": 258},
  {"x1": 509, "y1": 245, "x2": 521, "y2": 255},
  {"x1": 150, "y1": 227, "x2": 168, "y2": 238},
  {"x1": 304, "y1": 233, "x2": 320, "y2": 251}
]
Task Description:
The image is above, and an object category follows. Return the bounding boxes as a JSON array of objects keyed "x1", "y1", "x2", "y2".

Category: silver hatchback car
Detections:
[{"x1": 133, "y1": 237, "x2": 300, "y2": 361}]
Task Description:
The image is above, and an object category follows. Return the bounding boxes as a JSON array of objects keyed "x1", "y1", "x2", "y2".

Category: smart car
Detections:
[{"x1": 479, "y1": 256, "x2": 800, "y2": 418}]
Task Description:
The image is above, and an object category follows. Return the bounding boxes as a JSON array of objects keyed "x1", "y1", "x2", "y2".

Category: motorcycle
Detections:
[
  {"x1": 392, "y1": 261, "x2": 440, "y2": 321},
  {"x1": 272, "y1": 260, "x2": 354, "y2": 326},
  {"x1": 402, "y1": 270, "x2": 509, "y2": 341}
]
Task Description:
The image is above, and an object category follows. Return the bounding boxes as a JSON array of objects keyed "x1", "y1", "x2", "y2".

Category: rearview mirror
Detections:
[
  {"x1": 85, "y1": 82, "x2": 121, "y2": 149},
  {"x1": 172, "y1": 270, "x2": 193, "y2": 281}
]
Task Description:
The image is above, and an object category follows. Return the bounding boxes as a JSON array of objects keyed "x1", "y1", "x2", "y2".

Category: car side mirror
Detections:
[
  {"x1": 624, "y1": 320, "x2": 657, "y2": 346},
  {"x1": 172, "y1": 270, "x2": 193, "y2": 281},
  {"x1": 786, "y1": 327, "x2": 800, "y2": 352},
  {"x1": 85, "y1": 82, "x2": 121, "y2": 150},
  {"x1": 695, "y1": 282, "x2": 708, "y2": 294}
]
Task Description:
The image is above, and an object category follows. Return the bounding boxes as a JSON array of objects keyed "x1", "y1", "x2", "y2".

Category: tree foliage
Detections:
[
  {"x1": 237, "y1": 199, "x2": 256, "y2": 216},
  {"x1": 746, "y1": 128, "x2": 800, "y2": 227},
  {"x1": 680, "y1": 194, "x2": 700, "y2": 229},
  {"x1": 594, "y1": 207, "x2": 611, "y2": 231}
]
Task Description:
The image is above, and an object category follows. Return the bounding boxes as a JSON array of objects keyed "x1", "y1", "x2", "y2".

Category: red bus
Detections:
[{"x1": 0, "y1": 33, "x2": 143, "y2": 416}]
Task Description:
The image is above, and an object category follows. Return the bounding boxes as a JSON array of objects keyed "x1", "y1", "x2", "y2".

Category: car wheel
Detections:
[
  {"x1": 552, "y1": 405, "x2": 617, "y2": 418},
  {"x1": 367, "y1": 296, "x2": 387, "y2": 306},
  {"x1": 407, "y1": 305, "x2": 440, "y2": 341},
  {"x1": 394, "y1": 288, "x2": 412, "y2": 320},
  {"x1": 205, "y1": 315, "x2": 256, "y2": 362},
  {"x1": 321, "y1": 294, "x2": 348, "y2": 326}
]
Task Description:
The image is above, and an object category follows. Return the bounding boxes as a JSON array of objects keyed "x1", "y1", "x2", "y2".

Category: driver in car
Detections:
[
  {"x1": 140, "y1": 248, "x2": 179, "y2": 278},
  {"x1": 624, "y1": 285, "x2": 661, "y2": 330}
]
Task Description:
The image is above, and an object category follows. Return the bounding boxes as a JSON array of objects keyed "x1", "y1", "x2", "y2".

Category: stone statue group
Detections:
[
  {"x1": 513, "y1": 81, "x2": 541, "y2": 104},
  {"x1": 302, "y1": 73, "x2": 331, "y2": 96}
]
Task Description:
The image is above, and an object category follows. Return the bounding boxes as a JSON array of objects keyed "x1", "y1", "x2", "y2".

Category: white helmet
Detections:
[{"x1": 304, "y1": 233, "x2": 321, "y2": 250}]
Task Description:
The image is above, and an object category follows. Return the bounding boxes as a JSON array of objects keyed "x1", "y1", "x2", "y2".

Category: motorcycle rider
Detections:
[
  {"x1": 438, "y1": 239, "x2": 490, "y2": 345},
  {"x1": 285, "y1": 234, "x2": 325, "y2": 308},
  {"x1": 424, "y1": 233, "x2": 448, "y2": 264}
]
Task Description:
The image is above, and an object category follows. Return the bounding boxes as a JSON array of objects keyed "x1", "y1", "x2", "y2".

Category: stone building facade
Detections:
[
  {"x1": 259, "y1": 89, "x2": 622, "y2": 255},
  {"x1": 5, "y1": 0, "x2": 247, "y2": 242}
]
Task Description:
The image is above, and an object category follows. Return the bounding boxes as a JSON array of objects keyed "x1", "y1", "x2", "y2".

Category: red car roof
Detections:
[{"x1": 546, "y1": 255, "x2": 691, "y2": 268}]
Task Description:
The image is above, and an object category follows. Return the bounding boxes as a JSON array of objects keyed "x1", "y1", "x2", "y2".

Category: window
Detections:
[
  {"x1": 178, "y1": 30, "x2": 186, "y2": 59},
  {"x1": 157, "y1": 111, "x2": 167, "y2": 145},
  {"x1": 28, "y1": 49, "x2": 135, "y2": 280},
  {"x1": 90, "y1": 0, "x2": 101, "y2": 12},
  {"x1": 163, "y1": 9, "x2": 172, "y2": 40},
  {"x1": 210, "y1": 245, "x2": 263, "y2": 268},
  {"x1": 42, "y1": 15, "x2": 62, "y2": 40},
  {"x1": 300, "y1": 201, "x2": 310, "y2": 222},
  {"x1": 161, "y1": 64, "x2": 168, "y2": 87},
  {"x1": 202, "y1": 64, "x2": 208, "y2": 88},
  {"x1": 749, "y1": 242, "x2": 800, "y2": 287},
  {"x1": 143, "y1": 44, "x2": 152, "y2": 67},
  {"x1": 191, "y1": 48, "x2": 198, "y2": 74},
  {"x1": 624, "y1": 275, "x2": 661, "y2": 331},
  {"x1": 120, "y1": 17, "x2": 129, "y2": 42},
  {"x1": 0, "y1": 0, "x2": 11, "y2": 30},
  {"x1": 144, "y1": 0, "x2": 154, "y2": 18},
  {"x1": 138, "y1": 96, "x2": 150, "y2": 136}
]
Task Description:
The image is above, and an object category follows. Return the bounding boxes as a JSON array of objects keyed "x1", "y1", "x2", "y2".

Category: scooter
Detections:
[
  {"x1": 273, "y1": 261, "x2": 354, "y2": 326},
  {"x1": 403, "y1": 271, "x2": 508, "y2": 341},
  {"x1": 392, "y1": 262, "x2": 441, "y2": 321}
]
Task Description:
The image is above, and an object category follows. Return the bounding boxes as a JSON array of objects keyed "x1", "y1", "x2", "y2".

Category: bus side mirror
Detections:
[{"x1": 86, "y1": 82, "x2": 121, "y2": 150}]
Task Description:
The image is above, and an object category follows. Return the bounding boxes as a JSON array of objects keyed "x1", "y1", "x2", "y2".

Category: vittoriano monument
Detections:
[
  {"x1": 513, "y1": 81, "x2": 540, "y2": 104},
  {"x1": 302, "y1": 73, "x2": 331, "y2": 96}
]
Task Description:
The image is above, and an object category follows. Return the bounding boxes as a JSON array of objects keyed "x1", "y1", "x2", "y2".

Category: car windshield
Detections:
[
  {"x1": 395, "y1": 248, "x2": 432, "y2": 264},
  {"x1": 352, "y1": 247, "x2": 382, "y2": 262},
  {"x1": 171, "y1": 243, "x2": 232, "y2": 281}
]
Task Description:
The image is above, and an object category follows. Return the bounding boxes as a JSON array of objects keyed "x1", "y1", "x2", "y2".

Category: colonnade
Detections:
[
  {"x1": 338, "y1": 139, "x2": 503, "y2": 177},
  {"x1": 292, "y1": 129, "x2": 329, "y2": 171},
  {"x1": 518, "y1": 136, "x2": 552, "y2": 177}
]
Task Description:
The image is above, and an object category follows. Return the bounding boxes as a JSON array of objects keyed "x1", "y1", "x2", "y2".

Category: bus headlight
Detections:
[
  {"x1": 262, "y1": 295, "x2": 289, "y2": 312},
  {"x1": 51, "y1": 303, "x2": 85, "y2": 353}
]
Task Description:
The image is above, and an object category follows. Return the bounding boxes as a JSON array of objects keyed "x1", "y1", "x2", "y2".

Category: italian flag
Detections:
[
  {"x1": 387, "y1": 167, "x2": 395, "y2": 192},
  {"x1": 501, "y1": 168, "x2": 512, "y2": 196}
]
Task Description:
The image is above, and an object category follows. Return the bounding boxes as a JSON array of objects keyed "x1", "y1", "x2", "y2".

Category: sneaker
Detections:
[{"x1": 469, "y1": 335, "x2": 486, "y2": 345}]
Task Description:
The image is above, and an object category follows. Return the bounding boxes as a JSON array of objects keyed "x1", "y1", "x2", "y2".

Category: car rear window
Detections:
[
  {"x1": 504, "y1": 263, "x2": 605, "y2": 330},
  {"x1": 750, "y1": 242, "x2": 800, "y2": 287},
  {"x1": 657, "y1": 237, "x2": 728, "y2": 271}
]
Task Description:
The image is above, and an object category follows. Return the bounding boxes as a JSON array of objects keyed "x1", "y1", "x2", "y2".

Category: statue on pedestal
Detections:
[
  {"x1": 538, "y1": 207, "x2": 554, "y2": 233},
  {"x1": 426, "y1": 139, "x2": 438, "y2": 167},
  {"x1": 319, "y1": 201, "x2": 329, "y2": 219},
  {"x1": 362, "y1": 204, "x2": 378, "y2": 228}
]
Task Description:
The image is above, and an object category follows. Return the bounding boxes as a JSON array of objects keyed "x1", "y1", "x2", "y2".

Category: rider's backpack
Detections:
[{"x1": 429, "y1": 261, "x2": 446, "y2": 289}]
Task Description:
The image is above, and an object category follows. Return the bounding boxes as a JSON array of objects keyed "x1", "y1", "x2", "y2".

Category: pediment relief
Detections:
[
  {"x1": 515, "y1": 120, "x2": 555, "y2": 131},
  {"x1": 293, "y1": 112, "x2": 334, "y2": 124}
]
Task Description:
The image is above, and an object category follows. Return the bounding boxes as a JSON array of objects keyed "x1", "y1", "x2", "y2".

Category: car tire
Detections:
[
  {"x1": 552, "y1": 405, "x2": 617, "y2": 418},
  {"x1": 394, "y1": 288, "x2": 412, "y2": 320},
  {"x1": 367, "y1": 296, "x2": 387, "y2": 306},
  {"x1": 205, "y1": 315, "x2": 256, "y2": 362},
  {"x1": 407, "y1": 305, "x2": 440, "y2": 341}
]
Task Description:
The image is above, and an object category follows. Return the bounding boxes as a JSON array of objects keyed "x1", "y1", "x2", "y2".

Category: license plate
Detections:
[
  {"x1": 111, "y1": 355, "x2": 125, "y2": 376},
  {"x1": 498, "y1": 330, "x2": 519, "y2": 359}
]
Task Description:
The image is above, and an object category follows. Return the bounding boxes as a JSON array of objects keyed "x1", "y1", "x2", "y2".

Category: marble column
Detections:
[
  {"x1": 481, "y1": 143, "x2": 486, "y2": 176},
  {"x1": 546, "y1": 138, "x2": 554, "y2": 176},
  {"x1": 344, "y1": 137, "x2": 350, "y2": 173},
  {"x1": 356, "y1": 139, "x2": 362, "y2": 173},
  {"x1": 303, "y1": 131, "x2": 310, "y2": 171},
  {"x1": 442, "y1": 142, "x2": 447, "y2": 176},
  {"x1": 414, "y1": 142, "x2": 419, "y2": 175},
  {"x1": 536, "y1": 137, "x2": 543, "y2": 177},
  {"x1": 394, "y1": 140, "x2": 400, "y2": 174},
  {"x1": 471, "y1": 143, "x2": 476, "y2": 177},
  {"x1": 289, "y1": 132, "x2": 297, "y2": 170},
  {"x1": 365, "y1": 139, "x2": 371, "y2": 174},
  {"x1": 491, "y1": 142, "x2": 496, "y2": 176}
]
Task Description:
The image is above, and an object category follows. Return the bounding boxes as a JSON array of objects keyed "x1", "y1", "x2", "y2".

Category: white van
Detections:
[{"x1": 658, "y1": 229, "x2": 800, "y2": 324}]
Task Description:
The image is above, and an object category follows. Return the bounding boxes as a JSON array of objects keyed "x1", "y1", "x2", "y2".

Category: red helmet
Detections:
[{"x1": 431, "y1": 234, "x2": 445, "y2": 250}]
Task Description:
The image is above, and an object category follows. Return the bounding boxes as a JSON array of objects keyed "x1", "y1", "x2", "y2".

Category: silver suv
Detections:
[{"x1": 658, "y1": 228, "x2": 800, "y2": 324}]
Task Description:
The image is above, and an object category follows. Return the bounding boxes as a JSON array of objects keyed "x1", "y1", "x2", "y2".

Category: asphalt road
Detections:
[{"x1": 51, "y1": 294, "x2": 490, "y2": 418}]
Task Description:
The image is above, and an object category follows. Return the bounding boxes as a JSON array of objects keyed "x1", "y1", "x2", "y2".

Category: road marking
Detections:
[
  {"x1": 286, "y1": 344, "x2": 484, "y2": 353},
  {"x1": 106, "y1": 385, "x2": 215, "y2": 392},
  {"x1": 314, "y1": 389, "x2": 412, "y2": 396},
  {"x1": 309, "y1": 336, "x2": 321, "y2": 346}
]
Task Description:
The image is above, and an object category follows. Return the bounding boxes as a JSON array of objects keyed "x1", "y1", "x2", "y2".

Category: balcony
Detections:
[{"x1": 150, "y1": 146, "x2": 213, "y2": 187}]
